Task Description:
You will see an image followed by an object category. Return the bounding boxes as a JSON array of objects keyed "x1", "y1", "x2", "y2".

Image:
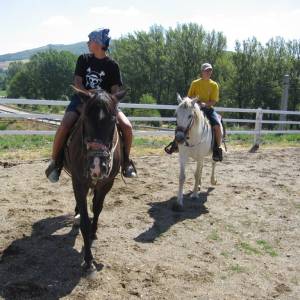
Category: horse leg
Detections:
[
  {"x1": 72, "y1": 181, "x2": 94, "y2": 270},
  {"x1": 211, "y1": 161, "x2": 217, "y2": 185},
  {"x1": 91, "y1": 181, "x2": 113, "y2": 240},
  {"x1": 177, "y1": 156, "x2": 187, "y2": 208},
  {"x1": 191, "y1": 160, "x2": 203, "y2": 198}
]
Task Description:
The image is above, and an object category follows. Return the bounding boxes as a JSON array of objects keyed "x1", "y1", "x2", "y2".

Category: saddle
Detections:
[{"x1": 164, "y1": 112, "x2": 227, "y2": 156}]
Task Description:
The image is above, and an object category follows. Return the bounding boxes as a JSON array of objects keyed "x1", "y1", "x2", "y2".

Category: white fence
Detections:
[{"x1": 1, "y1": 98, "x2": 300, "y2": 146}]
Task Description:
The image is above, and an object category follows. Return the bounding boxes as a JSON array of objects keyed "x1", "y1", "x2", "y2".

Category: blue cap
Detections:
[{"x1": 88, "y1": 28, "x2": 111, "y2": 47}]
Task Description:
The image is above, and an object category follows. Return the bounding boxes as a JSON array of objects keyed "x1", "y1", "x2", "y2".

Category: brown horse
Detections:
[{"x1": 64, "y1": 88, "x2": 126, "y2": 273}]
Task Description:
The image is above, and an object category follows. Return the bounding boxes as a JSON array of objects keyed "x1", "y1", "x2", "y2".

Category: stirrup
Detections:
[
  {"x1": 164, "y1": 141, "x2": 178, "y2": 155},
  {"x1": 122, "y1": 159, "x2": 137, "y2": 178}
]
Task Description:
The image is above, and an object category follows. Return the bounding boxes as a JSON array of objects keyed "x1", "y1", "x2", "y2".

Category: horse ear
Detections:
[
  {"x1": 177, "y1": 93, "x2": 183, "y2": 103},
  {"x1": 71, "y1": 85, "x2": 92, "y2": 99},
  {"x1": 112, "y1": 90, "x2": 126, "y2": 101},
  {"x1": 191, "y1": 97, "x2": 199, "y2": 107}
]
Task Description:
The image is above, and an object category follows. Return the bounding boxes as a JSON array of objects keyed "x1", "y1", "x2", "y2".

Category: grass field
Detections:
[
  {"x1": 0, "y1": 133, "x2": 299, "y2": 161},
  {"x1": 0, "y1": 90, "x2": 7, "y2": 97}
]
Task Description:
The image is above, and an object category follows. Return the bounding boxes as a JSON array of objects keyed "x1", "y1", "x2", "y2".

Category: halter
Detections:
[
  {"x1": 176, "y1": 107, "x2": 210, "y2": 148},
  {"x1": 84, "y1": 126, "x2": 119, "y2": 182},
  {"x1": 175, "y1": 113, "x2": 195, "y2": 146}
]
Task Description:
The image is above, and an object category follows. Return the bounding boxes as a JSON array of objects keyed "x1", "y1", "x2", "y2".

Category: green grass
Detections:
[
  {"x1": 0, "y1": 135, "x2": 53, "y2": 159},
  {"x1": 208, "y1": 230, "x2": 222, "y2": 241},
  {"x1": 229, "y1": 264, "x2": 247, "y2": 273},
  {"x1": 256, "y1": 240, "x2": 278, "y2": 257},
  {"x1": 228, "y1": 133, "x2": 300, "y2": 146},
  {"x1": 0, "y1": 90, "x2": 7, "y2": 97},
  {"x1": 238, "y1": 242, "x2": 261, "y2": 255},
  {"x1": 238, "y1": 240, "x2": 278, "y2": 257},
  {"x1": 0, "y1": 132, "x2": 299, "y2": 161}
]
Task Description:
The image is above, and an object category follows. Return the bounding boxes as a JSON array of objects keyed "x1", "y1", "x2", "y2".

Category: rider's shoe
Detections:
[
  {"x1": 45, "y1": 160, "x2": 62, "y2": 183},
  {"x1": 212, "y1": 147, "x2": 223, "y2": 162},
  {"x1": 122, "y1": 160, "x2": 137, "y2": 178},
  {"x1": 164, "y1": 140, "x2": 178, "y2": 155}
]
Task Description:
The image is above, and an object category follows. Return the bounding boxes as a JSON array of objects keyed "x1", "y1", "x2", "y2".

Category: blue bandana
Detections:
[{"x1": 88, "y1": 28, "x2": 111, "y2": 47}]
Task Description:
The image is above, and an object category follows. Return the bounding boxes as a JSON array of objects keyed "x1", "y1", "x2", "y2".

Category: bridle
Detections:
[
  {"x1": 84, "y1": 126, "x2": 119, "y2": 182},
  {"x1": 175, "y1": 112, "x2": 195, "y2": 146}
]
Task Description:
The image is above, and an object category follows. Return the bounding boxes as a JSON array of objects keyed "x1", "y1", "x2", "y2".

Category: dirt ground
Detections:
[{"x1": 0, "y1": 146, "x2": 299, "y2": 300}]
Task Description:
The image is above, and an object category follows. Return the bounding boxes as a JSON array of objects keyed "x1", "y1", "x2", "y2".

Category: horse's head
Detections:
[
  {"x1": 74, "y1": 87, "x2": 126, "y2": 181},
  {"x1": 175, "y1": 93, "x2": 199, "y2": 144}
]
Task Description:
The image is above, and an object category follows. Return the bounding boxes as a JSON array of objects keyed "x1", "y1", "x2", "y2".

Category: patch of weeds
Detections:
[
  {"x1": 208, "y1": 230, "x2": 222, "y2": 241},
  {"x1": 220, "y1": 251, "x2": 230, "y2": 258},
  {"x1": 256, "y1": 240, "x2": 278, "y2": 257},
  {"x1": 290, "y1": 276, "x2": 299, "y2": 286},
  {"x1": 225, "y1": 224, "x2": 239, "y2": 234},
  {"x1": 238, "y1": 242, "x2": 261, "y2": 255},
  {"x1": 229, "y1": 264, "x2": 247, "y2": 273}
]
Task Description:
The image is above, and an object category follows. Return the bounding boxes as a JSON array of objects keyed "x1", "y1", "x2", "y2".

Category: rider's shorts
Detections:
[
  {"x1": 65, "y1": 94, "x2": 82, "y2": 114},
  {"x1": 66, "y1": 93, "x2": 122, "y2": 114},
  {"x1": 202, "y1": 107, "x2": 221, "y2": 126}
]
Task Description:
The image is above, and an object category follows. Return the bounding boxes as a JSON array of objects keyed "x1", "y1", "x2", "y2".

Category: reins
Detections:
[{"x1": 177, "y1": 108, "x2": 210, "y2": 148}]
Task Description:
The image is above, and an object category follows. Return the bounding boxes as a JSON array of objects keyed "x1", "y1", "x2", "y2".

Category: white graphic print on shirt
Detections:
[{"x1": 85, "y1": 67, "x2": 106, "y2": 89}]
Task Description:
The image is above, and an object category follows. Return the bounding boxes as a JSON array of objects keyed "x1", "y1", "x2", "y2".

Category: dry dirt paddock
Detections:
[{"x1": 0, "y1": 147, "x2": 299, "y2": 300}]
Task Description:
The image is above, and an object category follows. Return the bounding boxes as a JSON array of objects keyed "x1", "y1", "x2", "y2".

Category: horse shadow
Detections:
[
  {"x1": 0, "y1": 215, "x2": 100, "y2": 300},
  {"x1": 134, "y1": 188, "x2": 213, "y2": 243}
]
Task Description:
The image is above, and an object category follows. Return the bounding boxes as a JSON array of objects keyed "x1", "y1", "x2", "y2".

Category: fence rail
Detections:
[{"x1": 1, "y1": 98, "x2": 300, "y2": 147}]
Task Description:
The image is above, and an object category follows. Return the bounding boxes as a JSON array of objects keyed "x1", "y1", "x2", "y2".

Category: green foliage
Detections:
[
  {"x1": 2, "y1": 23, "x2": 300, "y2": 114},
  {"x1": 6, "y1": 50, "x2": 77, "y2": 100},
  {"x1": 132, "y1": 93, "x2": 160, "y2": 117}
]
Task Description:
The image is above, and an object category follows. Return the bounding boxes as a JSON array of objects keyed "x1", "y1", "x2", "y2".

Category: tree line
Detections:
[{"x1": 3, "y1": 23, "x2": 300, "y2": 114}]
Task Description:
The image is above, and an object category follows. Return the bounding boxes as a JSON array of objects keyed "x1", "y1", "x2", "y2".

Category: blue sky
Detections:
[{"x1": 0, "y1": 0, "x2": 299, "y2": 55}]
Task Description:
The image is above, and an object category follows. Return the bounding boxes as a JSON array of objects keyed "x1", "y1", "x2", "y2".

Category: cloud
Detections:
[
  {"x1": 41, "y1": 16, "x2": 72, "y2": 27},
  {"x1": 89, "y1": 6, "x2": 140, "y2": 17}
]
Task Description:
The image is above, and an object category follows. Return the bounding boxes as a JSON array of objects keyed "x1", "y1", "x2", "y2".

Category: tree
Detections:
[{"x1": 7, "y1": 50, "x2": 77, "y2": 100}]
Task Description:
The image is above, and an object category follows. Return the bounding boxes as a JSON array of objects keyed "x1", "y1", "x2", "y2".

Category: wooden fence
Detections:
[{"x1": 1, "y1": 98, "x2": 300, "y2": 148}]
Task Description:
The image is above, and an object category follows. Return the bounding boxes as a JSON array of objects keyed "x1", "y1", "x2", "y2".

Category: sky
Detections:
[{"x1": 0, "y1": 0, "x2": 299, "y2": 55}]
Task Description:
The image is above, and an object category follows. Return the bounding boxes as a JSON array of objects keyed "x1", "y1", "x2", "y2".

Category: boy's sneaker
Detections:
[
  {"x1": 45, "y1": 160, "x2": 62, "y2": 183},
  {"x1": 212, "y1": 147, "x2": 223, "y2": 162}
]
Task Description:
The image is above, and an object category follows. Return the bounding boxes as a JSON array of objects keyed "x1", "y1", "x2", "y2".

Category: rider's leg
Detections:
[
  {"x1": 52, "y1": 111, "x2": 79, "y2": 161},
  {"x1": 117, "y1": 111, "x2": 137, "y2": 177},
  {"x1": 208, "y1": 109, "x2": 223, "y2": 162},
  {"x1": 213, "y1": 124, "x2": 222, "y2": 147},
  {"x1": 45, "y1": 111, "x2": 79, "y2": 182},
  {"x1": 45, "y1": 94, "x2": 82, "y2": 182}
]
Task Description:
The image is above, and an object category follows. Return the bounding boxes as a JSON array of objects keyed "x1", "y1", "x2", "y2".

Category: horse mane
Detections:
[
  {"x1": 85, "y1": 90, "x2": 117, "y2": 116},
  {"x1": 180, "y1": 97, "x2": 204, "y2": 125}
]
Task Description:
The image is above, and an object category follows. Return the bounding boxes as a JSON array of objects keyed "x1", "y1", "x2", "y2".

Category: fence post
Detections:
[
  {"x1": 279, "y1": 74, "x2": 290, "y2": 130},
  {"x1": 249, "y1": 108, "x2": 263, "y2": 152}
]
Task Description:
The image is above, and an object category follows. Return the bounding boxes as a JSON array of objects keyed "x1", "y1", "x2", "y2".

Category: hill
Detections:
[{"x1": 0, "y1": 42, "x2": 88, "y2": 63}]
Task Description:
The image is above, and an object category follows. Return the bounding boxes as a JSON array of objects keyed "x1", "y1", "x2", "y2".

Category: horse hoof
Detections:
[
  {"x1": 211, "y1": 179, "x2": 217, "y2": 185},
  {"x1": 83, "y1": 262, "x2": 97, "y2": 279},
  {"x1": 74, "y1": 214, "x2": 80, "y2": 226},
  {"x1": 190, "y1": 192, "x2": 199, "y2": 199},
  {"x1": 90, "y1": 233, "x2": 98, "y2": 240},
  {"x1": 172, "y1": 202, "x2": 183, "y2": 212}
]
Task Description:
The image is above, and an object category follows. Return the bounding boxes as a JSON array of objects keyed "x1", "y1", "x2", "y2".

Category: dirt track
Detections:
[{"x1": 0, "y1": 147, "x2": 299, "y2": 300}]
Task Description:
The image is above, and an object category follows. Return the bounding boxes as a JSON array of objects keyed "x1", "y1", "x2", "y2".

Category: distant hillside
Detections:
[{"x1": 0, "y1": 42, "x2": 88, "y2": 62}]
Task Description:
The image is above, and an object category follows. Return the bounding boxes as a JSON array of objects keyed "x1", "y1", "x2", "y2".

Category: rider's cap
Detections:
[
  {"x1": 88, "y1": 28, "x2": 111, "y2": 47},
  {"x1": 201, "y1": 63, "x2": 213, "y2": 71}
]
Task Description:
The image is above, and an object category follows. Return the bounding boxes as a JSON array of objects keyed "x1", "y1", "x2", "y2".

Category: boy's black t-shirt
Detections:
[{"x1": 74, "y1": 54, "x2": 122, "y2": 92}]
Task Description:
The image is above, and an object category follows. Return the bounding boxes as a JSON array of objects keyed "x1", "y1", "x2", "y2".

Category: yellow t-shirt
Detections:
[{"x1": 187, "y1": 78, "x2": 219, "y2": 103}]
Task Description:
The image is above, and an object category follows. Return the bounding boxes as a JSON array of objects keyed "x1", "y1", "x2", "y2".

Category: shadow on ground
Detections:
[
  {"x1": 0, "y1": 215, "x2": 86, "y2": 300},
  {"x1": 135, "y1": 188, "x2": 213, "y2": 243}
]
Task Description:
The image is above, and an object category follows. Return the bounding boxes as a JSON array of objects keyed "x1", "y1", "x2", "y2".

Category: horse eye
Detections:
[{"x1": 188, "y1": 115, "x2": 192, "y2": 119}]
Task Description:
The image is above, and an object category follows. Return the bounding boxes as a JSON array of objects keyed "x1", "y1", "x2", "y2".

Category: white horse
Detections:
[{"x1": 174, "y1": 94, "x2": 222, "y2": 209}]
